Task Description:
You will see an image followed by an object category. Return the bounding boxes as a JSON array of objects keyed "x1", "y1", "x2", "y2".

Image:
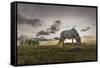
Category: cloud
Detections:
[
  {"x1": 48, "y1": 20, "x2": 61, "y2": 32},
  {"x1": 17, "y1": 14, "x2": 42, "y2": 27},
  {"x1": 36, "y1": 20, "x2": 61, "y2": 36},
  {"x1": 53, "y1": 37, "x2": 60, "y2": 40},
  {"x1": 92, "y1": 24, "x2": 96, "y2": 26},
  {"x1": 36, "y1": 30, "x2": 50, "y2": 36},
  {"x1": 81, "y1": 27, "x2": 91, "y2": 32},
  {"x1": 39, "y1": 37, "x2": 49, "y2": 41},
  {"x1": 82, "y1": 35, "x2": 96, "y2": 39},
  {"x1": 17, "y1": 35, "x2": 28, "y2": 41}
]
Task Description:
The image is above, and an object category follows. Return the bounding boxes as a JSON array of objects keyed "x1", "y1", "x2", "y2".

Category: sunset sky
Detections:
[{"x1": 17, "y1": 3, "x2": 97, "y2": 44}]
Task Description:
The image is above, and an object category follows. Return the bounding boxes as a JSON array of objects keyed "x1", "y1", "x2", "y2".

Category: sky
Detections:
[{"x1": 17, "y1": 3, "x2": 97, "y2": 43}]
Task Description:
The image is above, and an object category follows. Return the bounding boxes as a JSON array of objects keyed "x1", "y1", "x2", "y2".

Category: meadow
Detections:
[{"x1": 17, "y1": 44, "x2": 97, "y2": 65}]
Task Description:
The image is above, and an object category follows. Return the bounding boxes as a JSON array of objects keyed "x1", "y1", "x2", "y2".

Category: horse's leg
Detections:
[
  {"x1": 60, "y1": 40, "x2": 64, "y2": 47},
  {"x1": 57, "y1": 40, "x2": 60, "y2": 45},
  {"x1": 58, "y1": 39, "x2": 64, "y2": 47},
  {"x1": 76, "y1": 38, "x2": 81, "y2": 49},
  {"x1": 57, "y1": 40, "x2": 61, "y2": 47},
  {"x1": 58, "y1": 40, "x2": 62, "y2": 47},
  {"x1": 60, "y1": 41, "x2": 63, "y2": 47},
  {"x1": 57, "y1": 40, "x2": 59, "y2": 46},
  {"x1": 60, "y1": 40, "x2": 63, "y2": 47},
  {"x1": 62, "y1": 40, "x2": 64, "y2": 47}
]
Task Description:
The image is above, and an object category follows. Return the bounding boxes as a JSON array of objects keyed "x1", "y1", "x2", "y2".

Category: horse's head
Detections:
[
  {"x1": 72, "y1": 27, "x2": 76, "y2": 31},
  {"x1": 76, "y1": 37, "x2": 81, "y2": 48}
]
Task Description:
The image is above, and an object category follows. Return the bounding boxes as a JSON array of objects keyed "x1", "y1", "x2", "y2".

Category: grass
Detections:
[{"x1": 17, "y1": 44, "x2": 97, "y2": 65}]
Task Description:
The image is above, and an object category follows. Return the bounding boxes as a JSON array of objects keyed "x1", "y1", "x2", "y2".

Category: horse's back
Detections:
[{"x1": 60, "y1": 29, "x2": 74, "y2": 39}]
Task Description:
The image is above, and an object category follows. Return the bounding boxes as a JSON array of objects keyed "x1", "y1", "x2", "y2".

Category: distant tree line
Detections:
[{"x1": 17, "y1": 36, "x2": 39, "y2": 46}]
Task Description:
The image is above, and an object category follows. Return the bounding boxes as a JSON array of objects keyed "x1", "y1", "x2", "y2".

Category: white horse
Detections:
[{"x1": 58, "y1": 28, "x2": 81, "y2": 48}]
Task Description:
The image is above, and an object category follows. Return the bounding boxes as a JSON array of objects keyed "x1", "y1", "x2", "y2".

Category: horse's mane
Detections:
[{"x1": 71, "y1": 28, "x2": 80, "y2": 38}]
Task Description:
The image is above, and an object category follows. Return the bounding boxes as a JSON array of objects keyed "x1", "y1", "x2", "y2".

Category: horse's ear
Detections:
[
  {"x1": 72, "y1": 28, "x2": 77, "y2": 32},
  {"x1": 72, "y1": 28, "x2": 75, "y2": 31},
  {"x1": 72, "y1": 27, "x2": 75, "y2": 29}
]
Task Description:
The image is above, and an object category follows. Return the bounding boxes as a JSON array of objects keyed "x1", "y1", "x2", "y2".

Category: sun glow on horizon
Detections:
[{"x1": 64, "y1": 39, "x2": 76, "y2": 43}]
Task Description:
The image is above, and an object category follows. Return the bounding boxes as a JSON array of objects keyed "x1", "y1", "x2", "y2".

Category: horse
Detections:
[{"x1": 57, "y1": 28, "x2": 81, "y2": 48}]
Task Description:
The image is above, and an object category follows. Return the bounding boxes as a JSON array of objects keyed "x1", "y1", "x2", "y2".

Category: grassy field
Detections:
[{"x1": 17, "y1": 44, "x2": 97, "y2": 65}]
